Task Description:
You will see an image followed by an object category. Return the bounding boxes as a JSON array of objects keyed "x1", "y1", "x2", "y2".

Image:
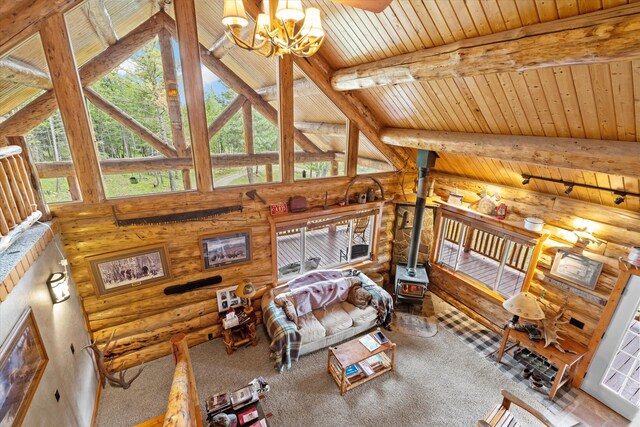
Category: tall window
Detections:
[
  {"x1": 432, "y1": 205, "x2": 547, "y2": 299},
  {"x1": 275, "y1": 208, "x2": 379, "y2": 281}
]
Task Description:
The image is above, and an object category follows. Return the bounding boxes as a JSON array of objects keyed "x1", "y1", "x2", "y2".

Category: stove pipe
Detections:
[{"x1": 405, "y1": 150, "x2": 437, "y2": 277}]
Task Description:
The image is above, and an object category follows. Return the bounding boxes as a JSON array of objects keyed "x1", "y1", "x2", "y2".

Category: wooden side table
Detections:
[
  {"x1": 496, "y1": 326, "x2": 587, "y2": 400},
  {"x1": 221, "y1": 312, "x2": 257, "y2": 355}
]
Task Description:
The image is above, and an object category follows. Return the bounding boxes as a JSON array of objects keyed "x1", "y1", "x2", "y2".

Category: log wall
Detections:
[
  {"x1": 430, "y1": 172, "x2": 638, "y2": 348},
  {"x1": 54, "y1": 173, "x2": 411, "y2": 370}
]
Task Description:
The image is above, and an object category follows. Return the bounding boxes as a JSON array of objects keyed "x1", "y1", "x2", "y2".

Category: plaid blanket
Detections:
[{"x1": 263, "y1": 299, "x2": 301, "y2": 372}]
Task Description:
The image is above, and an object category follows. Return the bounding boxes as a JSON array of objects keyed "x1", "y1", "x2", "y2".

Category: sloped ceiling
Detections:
[{"x1": 0, "y1": 0, "x2": 638, "y2": 210}]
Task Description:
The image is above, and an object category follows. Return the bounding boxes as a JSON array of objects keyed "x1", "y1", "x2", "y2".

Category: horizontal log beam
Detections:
[
  {"x1": 0, "y1": 58, "x2": 52, "y2": 90},
  {"x1": 84, "y1": 88, "x2": 179, "y2": 158},
  {"x1": 35, "y1": 152, "x2": 338, "y2": 177},
  {"x1": 380, "y1": 128, "x2": 640, "y2": 178},
  {"x1": 0, "y1": 14, "x2": 163, "y2": 140},
  {"x1": 256, "y1": 78, "x2": 319, "y2": 101},
  {"x1": 84, "y1": 0, "x2": 118, "y2": 46},
  {"x1": 294, "y1": 121, "x2": 345, "y2": 137},
  {"x1": 331, "y1": 2, "x2": 640, "y2": 91}
]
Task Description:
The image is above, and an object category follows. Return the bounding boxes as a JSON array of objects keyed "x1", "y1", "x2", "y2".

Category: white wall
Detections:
[{"x1": 0, "y1": 236, "x2": 98, "y2": 426}]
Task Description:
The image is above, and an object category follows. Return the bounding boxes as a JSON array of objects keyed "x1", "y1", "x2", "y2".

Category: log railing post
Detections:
[
  {"x1": 163, "y1": 333, "x2": 202, "y2": 427},
  {"x1": 6, "y1": 136, "x2": 50, "y2": 220}
]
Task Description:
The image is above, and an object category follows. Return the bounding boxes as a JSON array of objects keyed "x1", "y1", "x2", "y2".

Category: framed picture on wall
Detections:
[
  {"x1": 0, "y1": 307, "x2": 48, "y2": 427},
  {"x1": 87, "y1": 245, "x2": 171, "y2": 296},
  {"x1": 200, "y1": 231, "x2": 252, "y2": 271},
  {"x1": 549, "y1": 249, "x2": 603, "y2": 290}
]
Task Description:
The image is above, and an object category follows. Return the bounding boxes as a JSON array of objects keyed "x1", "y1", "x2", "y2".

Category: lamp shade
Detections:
[
  {"x1": 502, "y1": 292, "x2": 545, "y2": 320},
  {"x1": 236, "y1": 281, "x2": 256, "y2": 299},
  {"x1": 276, "y1": 0, "x2": 305, "y2": 22},
  {"x1": 300, "y1": 8, "x2": 324, "y2": 39},
  {"x1": 222, "y1": 0, "x2": 248, "y2": 27}
]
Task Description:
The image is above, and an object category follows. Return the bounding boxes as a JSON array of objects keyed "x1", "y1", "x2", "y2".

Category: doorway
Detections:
[{"x1": 582, "y1": 274, "x2": 640, "y2": 420}]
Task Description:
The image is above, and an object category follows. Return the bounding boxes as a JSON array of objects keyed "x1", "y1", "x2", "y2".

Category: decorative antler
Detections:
[
  {"x1": 83, "y1": 330, "x2": 145, "y2": 389},
  {"x1": 538, "y1": 301, "x2": 575, "y2": 354}
]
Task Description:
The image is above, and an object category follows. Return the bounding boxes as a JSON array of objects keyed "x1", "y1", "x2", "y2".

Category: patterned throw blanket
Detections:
[{"x1": 264, "y1": 269, "x2": 394, "y2": 371}]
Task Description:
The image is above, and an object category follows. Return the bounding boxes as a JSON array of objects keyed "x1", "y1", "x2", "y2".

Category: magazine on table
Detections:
[
  {"x1": 206, "y1": 392, "x2": 231, "y2": 415},
  {"x1": 345, "y1": 363, "x2": 362, "y2": 378},
  {"x1": 359, "y1": 334, "x2": 380, "y2": 352}
]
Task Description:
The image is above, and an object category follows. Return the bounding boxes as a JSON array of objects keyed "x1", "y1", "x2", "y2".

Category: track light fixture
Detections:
[{"x1": 520, "y1": 175, "x2": 638, "y2": 206}]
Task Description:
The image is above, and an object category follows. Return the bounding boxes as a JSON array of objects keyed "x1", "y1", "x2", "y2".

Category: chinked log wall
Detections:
[
  {"x1": 429, "y1": 172, "x2": 638, "y2": 348},
  {"x1": 54, "y1": 173, "x2": 410, "y2": 371}
]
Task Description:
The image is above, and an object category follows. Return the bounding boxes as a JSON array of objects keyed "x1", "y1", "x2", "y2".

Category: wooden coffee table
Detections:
[{"x1": 327, "y1": 329, "x2": 396, "y2": 395}]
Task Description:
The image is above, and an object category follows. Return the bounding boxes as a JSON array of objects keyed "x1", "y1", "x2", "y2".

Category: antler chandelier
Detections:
[{"x1": 222, "y1": 0, "x2": 325, "y2": 58}]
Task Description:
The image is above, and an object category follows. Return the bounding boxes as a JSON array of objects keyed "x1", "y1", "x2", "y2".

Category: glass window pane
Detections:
[
  {"x1": 277, "y1": 229, "x2": 302, "y2": 280},
  {"x1": 357, "y1": 132, "x2": 394, "y2": 174}
]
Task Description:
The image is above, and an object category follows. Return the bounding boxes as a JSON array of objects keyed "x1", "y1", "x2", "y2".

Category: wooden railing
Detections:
[
  {"x1": 0, "y1": 145, "x2": 42, "y2": 251},
  {"x1": 162, "y1": 334, "x2": 203, "y2": 427},
  {"x1": 443, "y1": 219, "x2": 532, "y2": 272}
]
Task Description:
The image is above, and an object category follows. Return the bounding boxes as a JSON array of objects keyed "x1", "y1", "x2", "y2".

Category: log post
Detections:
[
  {"x1": 346, "y1": 120, "x2": 359, "y2": 178},
  {"x1": 277, "y1": 55, "x2": 294, "y2": 183},
  {"x1": 163, "y1": 0, "x2": 213, "y2": 192},
  {"x1": 163, "y1": 333, "x2": 202, "y2": 427},
  {"x1": 40, "y1": 13, "x2": 105, "y2": 203},
  {"x1": 158, "y1": 29, "x2": 191, "y2": 190},
  {"x1": 243, "y1": 101, "x2": 255, "y2": 184}
]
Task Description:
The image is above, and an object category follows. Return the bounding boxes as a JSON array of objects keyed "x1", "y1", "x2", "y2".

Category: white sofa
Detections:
[{"x1": 262, "y1": 270, "x2": 393, "y2": 370}]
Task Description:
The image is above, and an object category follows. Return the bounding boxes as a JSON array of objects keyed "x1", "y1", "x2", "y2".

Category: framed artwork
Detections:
[
  {"x1": 216, "y1": 285, "x2": 243, "y2": 312},
  {"x1": 200, "y1": 231, "x2": 251, "y2": 271},
  {"x1": 550, "y1": 249, "x2": 603, "y2": 290},
  {"x1": 0, "y1": 307, "x2": 48, "y2": 427},
  {"x1": 87, "y1": 245, "x2": 171, "y2": 296}
]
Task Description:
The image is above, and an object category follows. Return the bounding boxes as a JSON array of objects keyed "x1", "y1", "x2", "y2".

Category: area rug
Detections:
[
  {"x1": 96, "y1": 326, "x2": 547, "y2": 427},
  {"x1": 391, "y1": 311, "x2": 438, "y2": 338}
]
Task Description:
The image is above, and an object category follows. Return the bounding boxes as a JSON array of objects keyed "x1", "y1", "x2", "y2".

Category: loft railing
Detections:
[{"x1": 0, "y1": 146, "x2": 42, "y2": 251}]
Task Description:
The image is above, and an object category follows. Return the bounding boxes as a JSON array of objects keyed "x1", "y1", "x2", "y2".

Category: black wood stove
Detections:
[{"x1": 394, "y1": 150, "x2": 437, "y2": 304}]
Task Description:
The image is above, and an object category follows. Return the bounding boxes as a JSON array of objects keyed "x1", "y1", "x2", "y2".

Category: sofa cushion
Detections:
[
  {"x1": 340, "y1": 302, "x2": 378, "y2": 326},
  {"x1": 297, "y1": 312, "x2": 326, "y2": 343},
  {"x1": 314, "y1": 304, "x2": 353, "y2": 336}
]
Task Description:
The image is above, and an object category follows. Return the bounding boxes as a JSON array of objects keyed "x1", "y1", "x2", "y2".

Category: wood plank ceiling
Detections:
[{"x1": 0, "y1": 0, "x2": 638, "y2": 210}]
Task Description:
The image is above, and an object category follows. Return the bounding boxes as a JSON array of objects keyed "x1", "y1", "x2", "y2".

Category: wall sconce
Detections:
[
  {"x1": 47, "y1": 272, "x2": 70, "y2": 304},
  {"x1": 573, "y1": 229, "x2": 604, "y2": 247}
]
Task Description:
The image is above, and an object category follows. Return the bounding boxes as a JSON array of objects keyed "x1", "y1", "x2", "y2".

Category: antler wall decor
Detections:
[
  {"x1": 538, "y1": 301, "x2": 577, "y2": 354},
  {"x1": 84, "y1": 331, "x2": 145, "y2": 389}
]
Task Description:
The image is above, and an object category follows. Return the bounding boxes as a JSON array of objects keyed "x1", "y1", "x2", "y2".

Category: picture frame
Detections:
[
  {"x1": 200, "y1": 231, "x2": 251, "y2": 271},
  {"x1": 87, "y1": 244, "x2": 171, "y2": 297},
  {"x1": 217, "y1": 285, "x2": 243, "y2": 312},
  {"x1": 0, "y1": 307, "x2": 48, "y2": 427},
  {"x1": 549, "y1": 248, "x2": 604, "y2": 290}
]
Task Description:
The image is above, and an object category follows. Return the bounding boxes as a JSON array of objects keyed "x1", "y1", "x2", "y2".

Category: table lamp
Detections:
[
  {"x1": 502, "y1": 292, "x2": 545, "y2": 330},
  {"x1": 236, "y1": 280, "x2": 256, "y2": 314}
]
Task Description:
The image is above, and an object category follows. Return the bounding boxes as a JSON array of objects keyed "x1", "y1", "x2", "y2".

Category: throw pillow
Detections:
[
  {"x1": 347, "y1": 283, "x2": 372, "y2": 310},
  {"x1": 275, "y1": 294, "x2": 299, "y2": 327}
]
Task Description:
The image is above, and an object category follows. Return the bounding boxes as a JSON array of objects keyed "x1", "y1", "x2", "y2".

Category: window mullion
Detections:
[
  {"x1": 300, "y1": 227, "x2": 306, "y2": 273},
  {"x1": 494, "y1": 240, "x2": 512, "y2": 291},
  {"x1": 453, "y1": 224, "x2": 468, "y2": 271}
]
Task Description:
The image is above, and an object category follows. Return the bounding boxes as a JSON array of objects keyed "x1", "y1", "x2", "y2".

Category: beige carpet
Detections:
[
  {"x1": 391, "y1": 312, "x2": 438, "y2": 338},
  {"x1": 96, "y1": 324, "x2": 547, "y2": 427}
]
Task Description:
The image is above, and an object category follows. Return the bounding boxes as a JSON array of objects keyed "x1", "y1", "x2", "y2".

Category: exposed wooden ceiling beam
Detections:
[
  {"x1": 84, "y1": 87, "x2": 179, "y2": 158},
  {"x1": 0, "y1": 0, "x2": 83, "y2": 58},
  {"x1": 35, "y1": 152, "x2": 337, "y2": 177},
  {"x1": 159, "y1": 12, "x2": 322, "y2": 154},
  {"x1": 209, "y1": 33, "x2": 234, "y2": 59},
  {"x1": 241, "y1": 0, "x2": 410, "y2": 171},
  {"x1": 331, "y1": 2, "x2": 640, "y2": 91},
  {"x1": 380, "y1": 128, "x2": 640, "y2": 178},
  {"x1": 0, "y1": 58, "x2": 52, "y2": 90},
  {"x1": 208, "y1": 95, "x2": 246, "y2": 141},
  {"x1": 294, "y1": 122, "x2": 345, "y2": 137},
  {"x1": 256, "y1": 78, "x2": 319, "y2": 102},
  {"x1": 84, "y1": 0, "x2": 118, "y2": 47},
  {"x1": 0, "y1": 13, "x2": 164, "y2": 141}
]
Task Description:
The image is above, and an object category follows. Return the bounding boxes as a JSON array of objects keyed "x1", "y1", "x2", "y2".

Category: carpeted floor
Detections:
[{"x1": 96, "y1": 317, "x2": 547, "y2": 427}]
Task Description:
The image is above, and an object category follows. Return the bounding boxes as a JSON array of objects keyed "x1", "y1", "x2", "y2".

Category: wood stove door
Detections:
[{"x1": 392, "y1": 203, "x2": 436, "y2": 274}]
